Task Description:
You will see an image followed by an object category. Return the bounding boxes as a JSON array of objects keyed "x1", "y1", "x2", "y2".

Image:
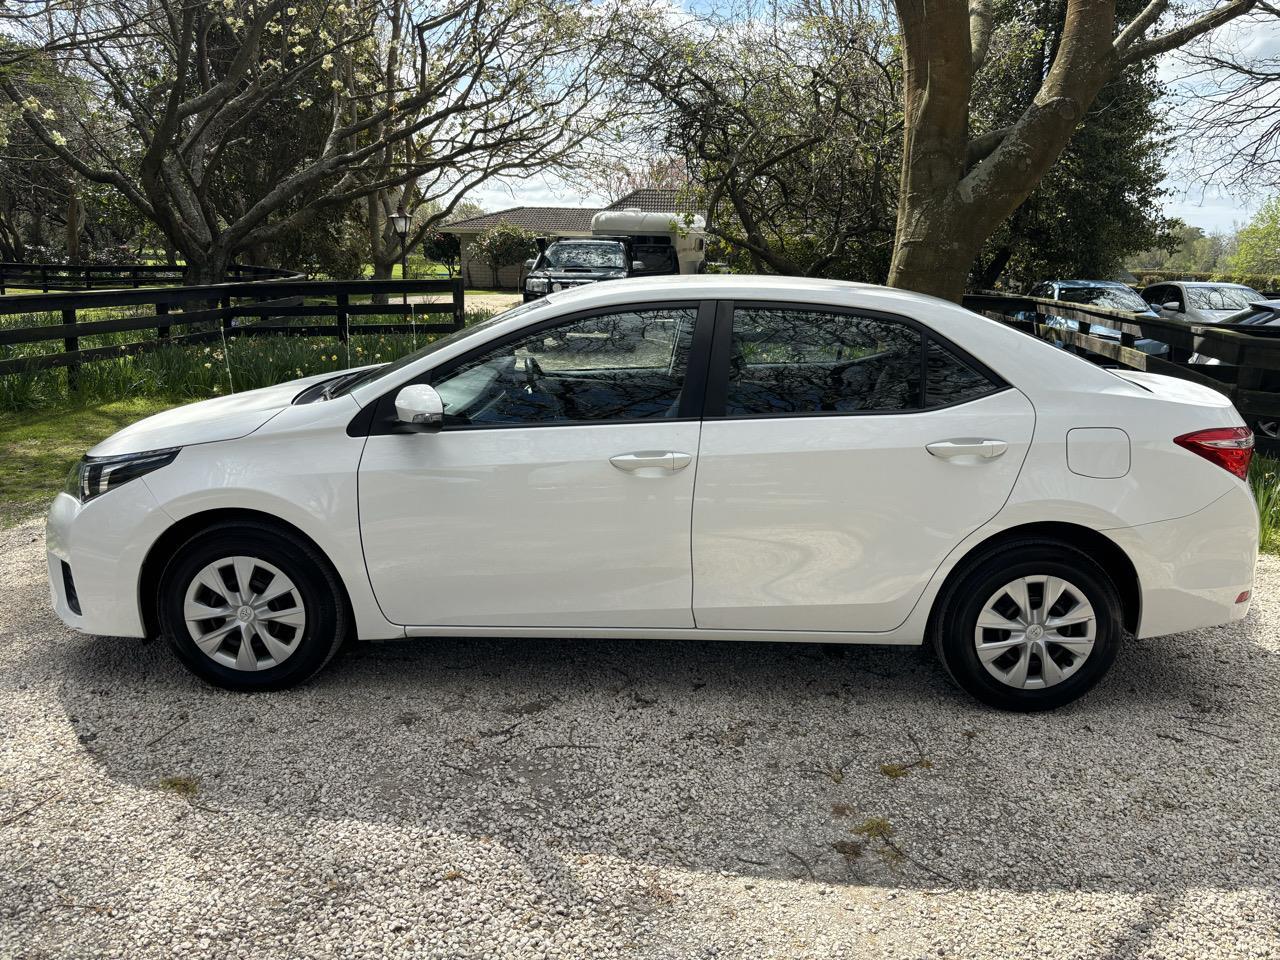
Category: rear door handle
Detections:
[
  {"x1": 609, "y1": 451, "x2": 693, "y2": 473},
  {"x1": 926, "y1": 438, "x2": 1008, "y2": 460}
]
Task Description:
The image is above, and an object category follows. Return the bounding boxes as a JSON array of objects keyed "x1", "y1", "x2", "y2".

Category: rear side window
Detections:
[{"x1": 724, "y1": 307, "x2": 1001, "y2": 416}]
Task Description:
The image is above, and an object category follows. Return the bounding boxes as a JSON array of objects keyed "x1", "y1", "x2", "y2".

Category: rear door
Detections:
[{"x1": 691, "y1": 301, "x2": 1035, "y2": 633}]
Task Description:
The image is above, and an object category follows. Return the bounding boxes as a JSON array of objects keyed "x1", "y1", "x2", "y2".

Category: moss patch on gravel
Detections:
[{"x1": 0, "y1": 398, "x2": 177, "y2": 527}]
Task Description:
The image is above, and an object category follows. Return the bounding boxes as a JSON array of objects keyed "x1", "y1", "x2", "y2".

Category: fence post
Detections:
[
  {"x1": 0, "y1": 263, "x2": 5, "y2": 296},
  {"x1": 132, "y1": 267, "x2": 140, "y2": 289},
  {"x1": 337, "y1": 292, "x2": 350, "y2": 342},
  {"x1": 40, "y1": 265, "x2": 48, "y2": 293},
  {"x1": 63, "y1": 307, "x2": 80, "y2": 392},
  {"x1": 156, "y1": 301, "x2": 170, "y2": 343},
  {"x1": 453, "y1": 277, "x2": 464, "y2": 330},
  {"x1": 221, "y1": 294, "x2": 233, "y2": 335}
]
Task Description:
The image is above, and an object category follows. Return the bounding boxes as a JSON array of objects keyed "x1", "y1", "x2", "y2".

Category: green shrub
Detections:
[
  {"x1": 1251, "y1": 454, "x2": 1280, "y2": 555},
  {"x1": 1135, "y1": 270, "x2": 1280, "y2": 292}
]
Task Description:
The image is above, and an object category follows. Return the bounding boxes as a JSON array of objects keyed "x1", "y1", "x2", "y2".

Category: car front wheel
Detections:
[
  {"x1": 157, "y1": 521, "x2": 349, "y2": 691},
  {"x1": 931, "y1": 541, "x2": 1123, "y2": 711}
]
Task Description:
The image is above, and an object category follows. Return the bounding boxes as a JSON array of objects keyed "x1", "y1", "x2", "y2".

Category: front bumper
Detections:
[
  {"x1": 1104, "y1": 483, "x2": 1258, "y2": 638},
  {"x1": 46, "y1": 480, "x2": 172, "y2": 637}
]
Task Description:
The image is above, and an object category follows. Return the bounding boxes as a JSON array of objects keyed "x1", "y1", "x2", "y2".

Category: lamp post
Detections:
[{"x1": 390, "y1": 205, "x2": 412, "y2": 308}]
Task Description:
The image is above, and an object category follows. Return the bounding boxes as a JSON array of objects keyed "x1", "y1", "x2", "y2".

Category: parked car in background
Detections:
[
  {"x1": 1218, "y1": 299, "x2": 1280, "y2": 328},
  {"x1": 48, "y1": 276, "x2": 1258, "y2": 712},
  {"x1": 1140, "y1": 281, "x2": 1265, "y2": 325},
  {"x1": 1188, "y1": 298, "x2": 1280, "y2": 447},
  {"x1": 523, "y1": 238, "x2": 645, "y2": 303},
  {"x1": 1027, "y1": 280, "x2": 1168, "y2": 356}
]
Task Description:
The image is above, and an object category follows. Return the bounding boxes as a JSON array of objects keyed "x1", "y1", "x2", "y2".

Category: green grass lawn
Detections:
[{"x1": 0, "y1": 397, "x2": 179, "y2": 526}]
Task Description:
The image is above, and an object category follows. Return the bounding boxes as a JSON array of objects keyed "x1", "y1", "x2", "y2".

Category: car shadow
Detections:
[{"x1": 45, "y1": 609, "x2": 1280, "y2": 896}]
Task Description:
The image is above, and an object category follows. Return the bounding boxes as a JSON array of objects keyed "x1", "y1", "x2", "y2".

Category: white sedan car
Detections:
[{"x1": 46, "y1": 276, "x2": 1258, "y2": 710}]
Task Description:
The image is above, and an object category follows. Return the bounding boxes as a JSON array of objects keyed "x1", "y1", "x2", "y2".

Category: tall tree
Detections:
[
  {"x1": 970, "y1": 0, "x2": 1179, "y2": 290},
  {"x1": 2, "y1": 0, "x2": 630, "y2": 282},
  {"x1": 888, "y1": 0, "x2": 1265, "y2": 300},
  {"x1": 1229, "y1": 196, "x2": 1280, "y2": 275},
  {"x1": 622, "y1": 0, "x2": 902, "y2": 280}
]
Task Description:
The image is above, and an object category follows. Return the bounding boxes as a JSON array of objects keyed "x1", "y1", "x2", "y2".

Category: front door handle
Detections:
[
  {"x1": 609, "y1": 451, "x2": 693, "y2": 473},
  {"x1": 926, "y1": 438, "x2": 1008, "y2": 460}
]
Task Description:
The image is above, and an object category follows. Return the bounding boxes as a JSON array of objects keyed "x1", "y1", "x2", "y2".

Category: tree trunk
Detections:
[
  {"x1": 370, "y1": 258, "x2": 394, "y2": 305},
  {"x1": 887, "y1": 210, "x2": 981, "y2": 301},
  {"x1": 887, "y1": 0, "x2": 975, "y2": 301},
  {"x1": 184, "y1": 248, "x2": 231, "y2": 286},
  {"x1": 887, "y1": 0, "x2": 1119, "y2": 302}
]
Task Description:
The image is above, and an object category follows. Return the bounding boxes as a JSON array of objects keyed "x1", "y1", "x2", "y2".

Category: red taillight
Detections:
[{"x1": 1173, "y1": 426, "x2": 1254, "y2": 480}]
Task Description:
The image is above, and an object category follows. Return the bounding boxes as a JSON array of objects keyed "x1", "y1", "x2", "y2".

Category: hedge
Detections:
[{"x1": 1134, "y1": 269, "x2": 1280, "y2": 291}]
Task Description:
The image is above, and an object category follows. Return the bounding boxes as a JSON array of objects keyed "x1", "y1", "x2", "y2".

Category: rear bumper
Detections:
[
  {"x1": 46, "y1": 482, "x2": 171, "y2": 637},
  {"x1": 1105, "y1": 484, "x2": 1258, "y2": 638}
]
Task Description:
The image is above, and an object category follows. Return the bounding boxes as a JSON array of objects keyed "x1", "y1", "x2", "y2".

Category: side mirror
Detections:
[
  {"x1": 1161, "y1": 301, "x2": 1181, "y2": 312},
  {"x1": 631, "y1": 261, "x2": 645, "y2": 272},
  {"x1": 524, "y1": 258, "x2": 537, "y2": 270},
  {"x1": 394, "y1": 384, "x2": 443, "y2": 432}
]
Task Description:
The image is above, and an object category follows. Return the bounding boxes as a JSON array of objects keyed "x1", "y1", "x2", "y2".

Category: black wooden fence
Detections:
[
  {"x1": 0, "y1": 261, "x2": 299, "y2": 293},
  {"x1": 0, "y1": 277, "x2": 465, "y2": 384},
  {"x1": 963, "y1": 292, "x2": 1280, "y2": 430}
]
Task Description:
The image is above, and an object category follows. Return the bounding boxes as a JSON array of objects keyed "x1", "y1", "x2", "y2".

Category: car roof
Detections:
[
  {"x1": 1176, "y1": 281, "x2": 1256, "y2": 288},
  {"x1": 539, "y1": 274, "x2": 926, "y2": 310},
  {"x1": 1051, "y1": 280, "x2": 1128, "y2": 288}
]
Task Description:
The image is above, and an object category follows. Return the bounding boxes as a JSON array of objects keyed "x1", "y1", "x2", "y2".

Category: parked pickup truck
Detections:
[{"x1": 523, "y1": 238, "x2": 645, "y2": 303}]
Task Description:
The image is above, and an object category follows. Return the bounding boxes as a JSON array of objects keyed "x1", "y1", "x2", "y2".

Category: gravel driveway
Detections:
[{"x1": 2, "y1": 517, "x2": 1279, "y2": 959}]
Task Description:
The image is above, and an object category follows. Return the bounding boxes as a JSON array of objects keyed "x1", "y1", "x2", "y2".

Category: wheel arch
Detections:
[
  {"x1": 138, "y1": 508, "x2": 355, "y2": 639},
  {"x1": 927, "y1": 522, "x2": 1142, "y2": 636}
]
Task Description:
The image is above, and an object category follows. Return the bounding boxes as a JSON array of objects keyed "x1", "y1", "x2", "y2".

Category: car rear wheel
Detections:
[
  {"x1": 157, "y1": 521, "x2": 349, "y2": 691},
  {"x1": 931, "y1": 541, "x2": 1122, "y2": 711}
]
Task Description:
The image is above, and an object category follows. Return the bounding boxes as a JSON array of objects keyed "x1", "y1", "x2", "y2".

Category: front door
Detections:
[
  {"x1": 692, "y1": 302, "x2": 1035, "y2": 633},
  {"x1": 359, "y1": 301, "x2": 711, "y2": 627}
]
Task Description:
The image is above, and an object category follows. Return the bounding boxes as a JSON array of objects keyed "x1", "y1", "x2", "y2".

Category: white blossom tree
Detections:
[{"x1": 2, "y1": 0, "x2": 635, "y2": 281}]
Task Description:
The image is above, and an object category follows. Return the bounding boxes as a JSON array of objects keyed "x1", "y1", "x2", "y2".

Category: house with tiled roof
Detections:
[{"x1": 442, "y1": 189, "x2": 703, "y2": 289}]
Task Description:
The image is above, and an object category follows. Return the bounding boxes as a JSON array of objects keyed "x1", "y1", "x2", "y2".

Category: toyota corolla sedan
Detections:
[{"x1": 46, "y1": 276, "x2": 1259, "y2": 710}]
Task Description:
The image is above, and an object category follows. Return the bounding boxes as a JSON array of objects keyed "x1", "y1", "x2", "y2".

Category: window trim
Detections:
[
  {"x1": 358, "y1": 299, "x2": 717, "y2": 436},
  {"x1": 703, "y1": 299, "x2": 1009, "y2": 421}
]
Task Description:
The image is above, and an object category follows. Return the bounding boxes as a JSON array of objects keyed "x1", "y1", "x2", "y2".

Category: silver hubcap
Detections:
[
  {"x1": 974, "y1": 575, "x2": 1096, "y2": 690},
  {"x1": 183, "y1": 556, "x2": 306, "y2": 671}
]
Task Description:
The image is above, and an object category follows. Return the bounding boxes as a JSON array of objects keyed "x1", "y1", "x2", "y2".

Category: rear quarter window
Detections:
[{"x1": 925, "y1": 341, "x2": 1002, "y2": 408}]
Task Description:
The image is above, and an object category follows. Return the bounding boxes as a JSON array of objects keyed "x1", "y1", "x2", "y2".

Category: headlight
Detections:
[
  {"x1": 525, "y1": 277, "x2": 549, "y2": 293},
  {"x1": 66, "y1": 448, "x2": 180, "y2": 503}
]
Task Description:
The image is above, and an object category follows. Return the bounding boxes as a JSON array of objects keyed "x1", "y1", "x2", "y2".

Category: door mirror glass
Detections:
[
  {"x1": 394, "y1": 383, "x2": 444, "y2": 431},
  {"x1": 1162, "y1": 301, "x2": 1181, "y2": 312}
]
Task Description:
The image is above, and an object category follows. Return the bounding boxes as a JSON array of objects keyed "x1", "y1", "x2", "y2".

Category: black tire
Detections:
[
  {"x1": 930, "y1": 540, "x2": 1123, "y2": 711},
  {"x1": 157, "y1": 521, "x2": 350, "y2": 691}
]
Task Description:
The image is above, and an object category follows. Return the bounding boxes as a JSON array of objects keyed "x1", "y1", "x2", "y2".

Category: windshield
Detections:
[
  {"x1": 1186, "y1": 286, "x2": 1262, "y2": 311},
  {"x1": 331, "y1": 299, "x2": 549, "y2": 397},
  {"x1": 542, "y1": 241, "x2": 626, "y2": 269},
  {"x1": 1057, "y1": 285, "x2": 1149, "y2": 312}
]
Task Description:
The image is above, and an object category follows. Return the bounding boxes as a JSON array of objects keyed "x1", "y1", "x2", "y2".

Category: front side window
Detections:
[
  {"x1": 725, "y1": 306, "x2": 999, "y2": 416},
  {"x1": 431, "y1": 306, "x2": 696, "y2": 426}
]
